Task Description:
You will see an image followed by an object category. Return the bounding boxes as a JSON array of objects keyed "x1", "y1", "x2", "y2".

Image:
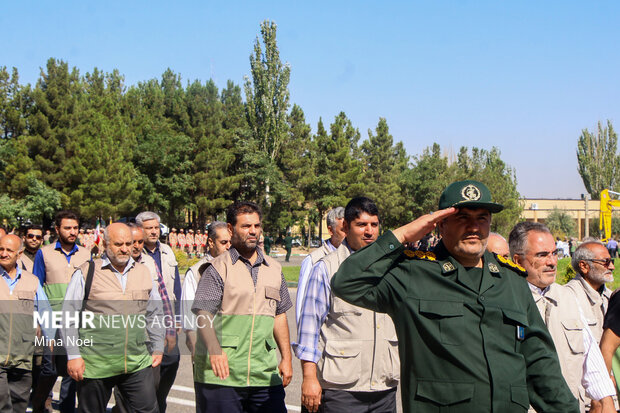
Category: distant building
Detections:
[{"x1": 520, "y1": 198, "x2": 600, "y2": 240}]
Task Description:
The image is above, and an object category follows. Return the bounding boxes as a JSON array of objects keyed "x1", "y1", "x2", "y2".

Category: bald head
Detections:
[
  {"x1": 0, "y1": 234, "x2": 23, "y2": 273},
  {"x1": 103, "y1": 223, "x2": 133, "y2": 270},
  {"x1": 487, "y1": 232, "x2": 509, "y2": 259}
]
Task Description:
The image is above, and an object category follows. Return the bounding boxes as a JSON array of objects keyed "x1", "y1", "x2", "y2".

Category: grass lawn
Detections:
[{"x1": 283, "y1": 266, "x2": 301, "y2": 282}]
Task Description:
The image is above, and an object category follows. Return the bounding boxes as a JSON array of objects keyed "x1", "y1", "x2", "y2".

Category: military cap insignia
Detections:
[
  {"x1": 488, "y1": 263, "x2": 500, "y2": 273},
  {"x1": 403, "y1": 250, "x2": 436, "y2": 261},
  {"x1": 461, "y1": 184, "x2": 481, "y2": 201},
  {"x1": 495, "y1": 254, "x2": 527, "y2": 275},
  {"x1": 442, "y1": 262, "x2": 456, "y2": 272}
]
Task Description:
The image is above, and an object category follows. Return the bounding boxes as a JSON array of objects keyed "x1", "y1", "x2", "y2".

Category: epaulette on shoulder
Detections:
[
  {"x1": 494, "y1": 253, "x2": 527, "y2": 276},
  {"x1": 403, "y1": 249, "x2": 437, "y2": 261}
]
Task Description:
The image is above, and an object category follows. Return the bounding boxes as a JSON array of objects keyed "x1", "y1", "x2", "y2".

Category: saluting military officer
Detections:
[{"x1": 331, "y1": 180, "x2": 578, "y2": 413}]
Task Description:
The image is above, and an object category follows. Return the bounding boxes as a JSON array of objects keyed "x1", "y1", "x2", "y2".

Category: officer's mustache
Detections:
[{"x1": 462, "y1": 232, "x2": 482, "y2": 239}]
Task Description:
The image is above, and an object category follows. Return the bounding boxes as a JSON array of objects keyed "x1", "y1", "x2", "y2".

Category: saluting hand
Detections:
[
  {"x1": 392, "y1": 207, "x2": 457, "y2": 245},
  {"x1": 67, "y1": 357, "x2": 85, "y2": 381}
]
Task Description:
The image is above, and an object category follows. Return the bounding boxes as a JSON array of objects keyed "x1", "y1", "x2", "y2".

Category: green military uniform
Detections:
[
  {"x1": 331, "y1": 232, "x2": 578, "y2": 413},
  {"x1": 284, "y1": 235, "x2": 293, "y2": 262}
]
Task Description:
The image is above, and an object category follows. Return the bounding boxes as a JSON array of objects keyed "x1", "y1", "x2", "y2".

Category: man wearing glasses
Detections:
[
  {"x1": 566, "y1": 242, "x2": 614, "y2": 342},
  {"x1": 509, "y1": 222, "x2": 616, "y2": 413},
  {"x1": 20, "y1": 225, "x2": 44, "y2": 273}
]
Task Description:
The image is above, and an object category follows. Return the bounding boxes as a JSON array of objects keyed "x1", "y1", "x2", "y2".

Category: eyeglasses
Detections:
[
  {"x1": 584, "y1": 258, "x2": 614, "y2": 267},
  {"x1": 26, "y1": 234, "x2": 43, "y2": 240}
]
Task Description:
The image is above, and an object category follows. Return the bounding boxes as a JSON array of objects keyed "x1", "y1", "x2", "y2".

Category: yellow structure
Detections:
[{"x1": 520, "y1": 198, "x2": 600, "y2": 240}]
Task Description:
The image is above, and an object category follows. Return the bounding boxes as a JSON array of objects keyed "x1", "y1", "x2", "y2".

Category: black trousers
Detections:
[
  {"x1": 0, "y1": 367, "x2": 31, "y2": 413},
  {"x1": 301, "y1": 388, "x2": 397, "y2": 413},
  {"x1": 77, "y1": 366, "x2": 157, "y2": 413},
  {"x1": 31, "y1": 352, "x2": 76, "y2": 413},
  {"x1": 194, "y1": 382, "x2": 287, "y2": 413},
  {"x1": 153, "y1": 352, "x2": 180, "y2": 413}
]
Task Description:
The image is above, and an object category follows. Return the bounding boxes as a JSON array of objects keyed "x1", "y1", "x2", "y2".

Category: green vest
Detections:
[
  {"x1": 77, "y1": 259, "x2": 153, "y2": 379},
  {"x1": 40, "y1": 243, "x2": 91, "y2": 310},
  {"x1": 194, "y1": 250, "x2": 283, "y2": 387},
  {"x1": 0, "y1": 268, "x2": 39, "y2": 370}
]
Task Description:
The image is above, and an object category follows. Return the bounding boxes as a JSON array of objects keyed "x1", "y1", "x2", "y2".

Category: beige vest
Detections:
[
  {"x1": 40, "y1": 243, "x2": 91, "y2": 285},
  {"x1": 565, "y1": 275, "x2": 610, "y2": 343},
  {"x1": 318, "y1": 242, "x2": 399, "y2": 392},
  {"x1": 145, "y1": 243, "x2": 178, "y2": 302},
  {"x1": 78, "y1": 259, "x2": 152, "y2": 315},
  {"x1": 309, "y1": 242, "x2": 333, "y2": 266},
  {"x1": 137, "y1": 254, "x2": 158, "y2": 283},
  {"x1": 19, "y1": 253, "x2": 34, "y2": 274},
  {"x1": 211, "y1": 252, "x2": 282, "y2": 317},
  {"x1": 531, "y1": 283, "x2": 589, "y2": 411},
  {"x1": 187, "y1": 256, "x2": 212, "y2": 283}
]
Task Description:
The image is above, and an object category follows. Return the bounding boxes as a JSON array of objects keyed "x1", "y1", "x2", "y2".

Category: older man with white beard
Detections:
[
  {"x1": 61, "y1": 223, "x2": 164, "y2": 413},
  {"x1": 566, "y1": 242, "x2": 614, "y2": 342}
]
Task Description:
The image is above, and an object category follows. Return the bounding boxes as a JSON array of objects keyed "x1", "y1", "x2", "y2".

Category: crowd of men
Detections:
[{"x1": 3, "y1": 180, "x2": 620, "y2": 413}]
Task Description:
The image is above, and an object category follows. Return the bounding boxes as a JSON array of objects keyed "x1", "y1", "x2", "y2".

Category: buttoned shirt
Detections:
[
  {"x1": 1, "y1": 264, "x2": 53, "y2": 339},
  {"x1": 529, "y1": 282, "x2": 615, "y2": 402},
  {"x1": 295, "y1": 239, "x2": 336, "y2": 322},
  {"x1": 60, "y1": 255, "x2": 165, "y2": 359},
  {"x1": 144, "y1": 241, "x2": 182, "y2": 315},
  {"x1": 191, "y1": 247, "x2": 292, "y2": 316}
]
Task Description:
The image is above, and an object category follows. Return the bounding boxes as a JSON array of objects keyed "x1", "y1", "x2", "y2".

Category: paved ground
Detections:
[{"x1": 43, "y1": 253, "x2": 403, "y2": 412}]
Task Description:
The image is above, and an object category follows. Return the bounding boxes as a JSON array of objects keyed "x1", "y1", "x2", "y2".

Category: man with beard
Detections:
[
  {"x1": 61, "y1": 223, "x2": 164, "y2": 412},
  {"x1": 331, "y1": 180, "x2": 580, "y2": 413},
  {"x1": 192, "y1": 202, "x2": 293, "y2": 413},
  {"x1": 135, "y1": 211, "x2": 181, "y2": 413},
  {"x1": 31, "y1": 211, "x2": 92, "y2": 413},
  {"x1": 20, "y1": 225, "x2": 44, "y2": 273},
  {"x1": 181, "y1": 221, "x2": 231, "y2": 357},
  {"x1": 509, "y1": 222, "x2": 615, "y2": 413},
  {"x1": 566, "y1": 241, "x2": 613, "y2": 341}
]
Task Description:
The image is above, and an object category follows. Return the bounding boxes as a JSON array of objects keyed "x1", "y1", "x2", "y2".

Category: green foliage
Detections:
[
  {"x1": 545, "y1": 207, "x2": 577, "y2": 238},
  {"x1": 577, "y1": 120, "x2": 619, "y2": 200},
  {"x1": 0, "y1": 194, "x2": 22, "y2": 228},
  {"x1": 20, "y1": 177, "x2": 62, "y2": 223}
]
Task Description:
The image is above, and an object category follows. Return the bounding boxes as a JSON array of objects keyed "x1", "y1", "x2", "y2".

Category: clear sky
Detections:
[{"x1": 3, "y1": 1, "x2": 619, "y2": 199}]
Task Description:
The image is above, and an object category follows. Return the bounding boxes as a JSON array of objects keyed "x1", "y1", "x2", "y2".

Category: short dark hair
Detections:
[
  {"x1": 23, "y1": 224, "x2": 43, "y2": 236},
  {"x1": 344, "y1": 197, "x2": 380, "y2": 223},
  {"x1": 55, "y1": 210, "x2": 79, "y2": 227},
  {"x1": 226, "y1": 201, "x2": 262, "y2": 227},
  {"x1": 208, "y1": 221, "x2": 228, "y2": 240}
]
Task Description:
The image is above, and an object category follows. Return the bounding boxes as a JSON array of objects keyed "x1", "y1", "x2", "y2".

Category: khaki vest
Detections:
[
  {"x1": 137, "y1": 254, "x2": 158, "y2": 283},
  {"x1": 531, "y1": 283, "x2": 589, "y2": 412},
  {"x1": 318, "y1": 242, "x2": 400, "y2": 392},
  {"x1": 77, "y1": 259, "x2": 153, "y2": 378},
  {"x1": 309, "y1": 242, "x2": 333, "y2": 266},
  {"x1": 20, "y1": 253, "x2": 34, "y2": 273},
  {"x1": 40, "y1": 243, "x2": 91, "y2": 286},
  {"x1": 194, "y1": 250, "x2": 284, "y2": 387},
  {"x1": 565, "y1": 275, "x2": 610, "y2": 343},
  {"x1": 145, "y1": 243, "x2": 178, "y2": 302},
  {"x1": 187, "y1": 256, "x2": 212, "y2": 283},
  {"x1": 0, "y1": 268, "x2": 40, "y2": 370}
]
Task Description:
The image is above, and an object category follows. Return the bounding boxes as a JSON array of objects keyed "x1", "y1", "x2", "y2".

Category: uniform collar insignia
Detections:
[
  {"x1": 442, "y1": 261, "x2": 456, "y2": 273},
  {"x1": 488, "y1": 263, "x2": 500, "y2": 273}
]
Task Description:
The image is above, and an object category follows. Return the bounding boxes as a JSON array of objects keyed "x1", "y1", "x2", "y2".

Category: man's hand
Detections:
[
  {"x1": 165, "y1": 334, "x2": 176, "y2": 352},
  {"x1": 210, "y1": 353, "x2": 229, "y2": 380},
  {"x1": 152, "y1": 351, "x2": 163, "y2": 367},
  {"x1": 592, "y1": 396, "x2": 616, "y2": 413},
  {"x1": 185, "y1": 331, "x2": 197, "y2": 359},
  {"x1": 67, "y1": 357, "x2": 85, "y2": 381},
  {"x1": 279, "y1": 357, "x2": 293, "y2": 387},
  {"x1": 392, "y1": 207, "x2": 457, "y2": 245},
  {"x1": 301, "y1": 374, "x2": 322, "y2": 412}
]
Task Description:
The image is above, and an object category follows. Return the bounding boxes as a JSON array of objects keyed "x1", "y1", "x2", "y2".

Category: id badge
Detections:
[{"x1": 516, "y1": 325, "x2": 525, "y2": 341}]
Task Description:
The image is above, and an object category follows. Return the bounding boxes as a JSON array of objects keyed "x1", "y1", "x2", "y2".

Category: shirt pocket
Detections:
[
  {"x1": 415, "y1": 380, "x2": 475, "y2": 406},
  {"x1": 264, "y1": 286, "x2": 280, "y2": 315},
  {"x1": 501, "y1": 308, "x2": 529, "y2": 352},
  {"x1": 561, "y1": 318, "x2": 584, "y2": 354},
  {"x1": 419, "y1": 299, "x2": 463, "y2": 345},
  {"x1": 321, "y1": 340, "x2": 362, "y2": 385}
]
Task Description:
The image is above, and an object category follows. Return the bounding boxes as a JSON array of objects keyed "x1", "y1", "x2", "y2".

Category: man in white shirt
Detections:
[
  {"x1": 295, "y1": 207, "x2": 345, "y2": 323},
  {"x1": 509, "y1": 222, "x2": 615, "y2": 413}
]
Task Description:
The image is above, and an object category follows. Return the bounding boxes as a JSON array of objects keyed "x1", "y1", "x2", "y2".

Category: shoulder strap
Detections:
[{"x1": 81, "y1": 260, "x2": 95, "y2": 312}]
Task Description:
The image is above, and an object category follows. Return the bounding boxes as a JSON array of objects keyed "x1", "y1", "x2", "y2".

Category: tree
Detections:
[
  {"x1": 361, "y1": 118, "x2": 408, "y2": 228},
  {"x1": 546, "y1": 207, "x2": 577, "y2": 238},
  {"x1": 244, "y1": 20, "x2": 291, "y2": 206},
  {"x1": 577, "y1": 120, "x2": 619, "y2": 200}
]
